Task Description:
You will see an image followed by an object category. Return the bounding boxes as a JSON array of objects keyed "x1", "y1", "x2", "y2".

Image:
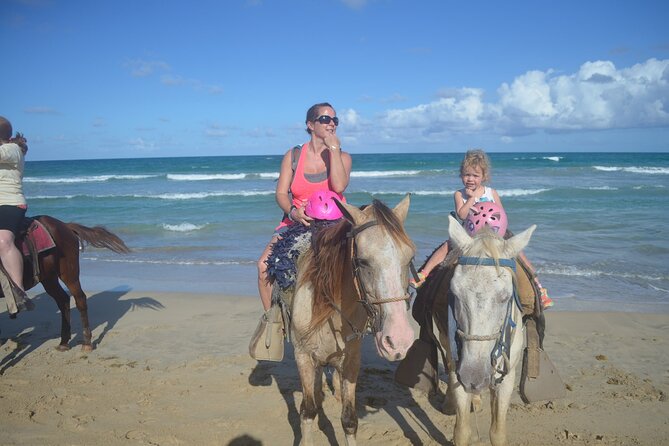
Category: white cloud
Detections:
[
  {"x1": 128, "y1": 137, "x2": 157, "y2": 152},
  {"x1": 24, "y1": 106, "x2": 59, "y2": 114},
  {"x1": 126, "y1": 58, "x2": 222, "y2": 95},
  {"x1": 341, "y1": 0, "x2": 367, "y2": 10},
  {"x1": 125, "y1": 59, "x2": 170, "y2": 77},
  {"x1": 359, "y1": 58, "x2": 669, "y2": 143}
]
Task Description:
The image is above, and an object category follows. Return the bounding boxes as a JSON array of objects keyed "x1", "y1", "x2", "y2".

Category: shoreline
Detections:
[
  {"x1": 2, "y1": 290, "x2": 668, "y2": 445},
  {"x1": 59, "y1": 260, "x2": 669, "y2": 314}
]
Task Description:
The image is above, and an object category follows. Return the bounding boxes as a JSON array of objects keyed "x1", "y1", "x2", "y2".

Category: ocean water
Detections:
[{"x1": 23, "y1": 152, "x2": 669, "y2": 312}]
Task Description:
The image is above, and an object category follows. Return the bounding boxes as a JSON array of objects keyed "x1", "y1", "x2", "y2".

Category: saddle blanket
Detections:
[{"x1": 20, "y1": 219, "x2": 56, "y2": 257}]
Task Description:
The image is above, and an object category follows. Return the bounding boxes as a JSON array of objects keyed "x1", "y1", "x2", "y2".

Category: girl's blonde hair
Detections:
[{"x1": 460, "y1": 149, "x2": 491, "y2": 183}]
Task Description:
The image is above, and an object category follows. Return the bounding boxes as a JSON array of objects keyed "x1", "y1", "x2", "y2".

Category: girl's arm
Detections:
[
  {"x1": 492, "y1": 188, "x2": 504, "y2": 208},
  {"x1": 455, "y1": 189, "x2": 478, "y2": 220}
]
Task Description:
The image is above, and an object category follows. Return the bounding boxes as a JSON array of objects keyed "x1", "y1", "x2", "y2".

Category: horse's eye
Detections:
[{"x1": 357, "y1": 258, "x2": 371, "y2": 268}]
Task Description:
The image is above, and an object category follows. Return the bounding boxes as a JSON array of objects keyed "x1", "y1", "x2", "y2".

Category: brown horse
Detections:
[{"x1": 9, "y1": 215, "x2": 130, "y2": 352}]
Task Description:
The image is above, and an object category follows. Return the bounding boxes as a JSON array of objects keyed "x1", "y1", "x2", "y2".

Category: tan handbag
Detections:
[{"x1": 249, "y1": 304, "x2": 285, "y2": 362}]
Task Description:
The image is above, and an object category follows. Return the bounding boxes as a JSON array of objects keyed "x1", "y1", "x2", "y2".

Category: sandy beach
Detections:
[{"x1": 1, "y1": 290, "x2": 668, "y2": 446}]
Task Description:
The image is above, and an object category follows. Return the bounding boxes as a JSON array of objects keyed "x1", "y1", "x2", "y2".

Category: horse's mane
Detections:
[
  {"x1": 299, "y1": 199, "x2": 413, "y2": 334},
  {"x1": 463, "y1": 228, "x2": 503, "y2": 260}
]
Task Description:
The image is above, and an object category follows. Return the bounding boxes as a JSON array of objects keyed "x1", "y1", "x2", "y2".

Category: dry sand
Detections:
[{"x1": 1, "y1": 290, "x2": 668, "y2": 445}]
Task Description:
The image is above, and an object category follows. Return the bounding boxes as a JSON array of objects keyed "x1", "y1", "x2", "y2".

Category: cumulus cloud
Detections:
[
  {"x1": 125, "y1": 59, "x2": 171, "y2": 77},
  {"x1": 24, "y1": 106, "x2": 59, "y2": 114},
  {"x1": 126, "y1": 58, "x2": 222, "y2": 95},
  {"x1": 341, "y1": 0, "x2": 367, "y2": 9},
  {"x1": 360, "y1": 58, "x2": 669, "y2": 142},
  {"x1": 128, "y1": 137, "x2": 157, "y2": 152}
]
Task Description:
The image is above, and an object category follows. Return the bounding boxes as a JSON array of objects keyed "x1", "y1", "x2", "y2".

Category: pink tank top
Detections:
[{"x1": 276, "y1": 143, "x2": 346, "y2": 229}]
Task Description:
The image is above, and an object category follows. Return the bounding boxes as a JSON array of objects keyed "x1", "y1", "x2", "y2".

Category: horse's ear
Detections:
[
  {"x1": 448, "y1": 214, "x2": 472, "y2": 251},
  {"x1": 392, "y1": 194, "x2": 411, "y2": 223},
  {"x1": 504, "y1": 225, "x2": 536, "y2": 258},
  {"x1": 335, "y1": 199, "x2": 366, "y2": 225}
]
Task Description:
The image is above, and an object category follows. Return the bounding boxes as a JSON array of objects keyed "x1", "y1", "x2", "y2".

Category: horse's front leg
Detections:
[
  {"x1": 340, "y1": 348, "x2": 361, "y2": 446},
  {"x1": 489, "y1": 368, "x2": 515, "y2": 446},
  {"x1": 450, "y1": 370, "x2": 473, "y2": 446},
  {"x1": 41, "y1": 278, "x2": 73, "y2": 351},
  {"x1": 490, "y1": 327, "x2": 523, "y2": 446},
  {"x1": 60, "y1": 269, "x2": 93, "y2": 351},
  {"x1": 296, "y1": 351, "x2": 323, "y2": 446}
]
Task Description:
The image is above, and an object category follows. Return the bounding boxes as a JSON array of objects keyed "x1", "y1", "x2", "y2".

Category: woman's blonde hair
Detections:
[{"x1": 460, "y1": 149, "x2": 491, "y2": 183}]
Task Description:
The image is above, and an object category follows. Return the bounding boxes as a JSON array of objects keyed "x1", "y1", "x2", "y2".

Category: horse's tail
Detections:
[{"x1": 66, "y1": 223, "x2": 131, "y2": 254}]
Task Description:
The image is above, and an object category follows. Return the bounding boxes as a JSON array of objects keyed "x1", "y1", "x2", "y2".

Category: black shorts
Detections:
[{"x1": 0, "y1": 205, "x2": 27, "y2": 235}]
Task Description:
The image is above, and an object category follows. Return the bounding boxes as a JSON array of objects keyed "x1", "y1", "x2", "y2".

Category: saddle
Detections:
[
  {"x1": 249, "y1": 223, "x2": 316, "y2": 362},
  {"x1": 395, "y1": 254, "x2": 561, "y2": 401},
  {"x1": 18, "y1": 217, "x2": 57, "y2": 286},
  {"x1": 1, "y1": 218, "x2": 54, "y2": 315}
]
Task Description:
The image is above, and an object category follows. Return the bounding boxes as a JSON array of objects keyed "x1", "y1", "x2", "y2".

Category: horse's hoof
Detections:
[
  {"x1": 55, "y1": 344, "x2": 71, "y2": 352},
  {"x1": 81, "y1": 344, "x2": 93, "y2": 353}
]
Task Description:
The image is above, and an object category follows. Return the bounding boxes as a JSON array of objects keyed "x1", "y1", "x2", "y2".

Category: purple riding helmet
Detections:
[
  {"x1": 304, "y1": 190, "x2": 344, "y2": 220},
  {"x1": 464, "y1": 201, "x2": 508, "y2": 236}
]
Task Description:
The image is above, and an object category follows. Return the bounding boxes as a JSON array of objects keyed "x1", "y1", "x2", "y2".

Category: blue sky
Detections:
[{"x1": 3, "y1": 0, "x2": 669, "y2": 160}]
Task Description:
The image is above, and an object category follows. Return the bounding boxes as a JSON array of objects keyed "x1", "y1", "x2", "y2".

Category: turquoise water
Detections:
[{"x1": 23, "y1": 152, "x2": 669, "y2": 312}]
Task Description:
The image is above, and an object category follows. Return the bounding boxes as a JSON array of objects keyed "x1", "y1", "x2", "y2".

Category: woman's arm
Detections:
[
  {"x1": 275, "y1": 150, "x2": 294, "y2": 214},
  {"x1": 323, "y1": 134, "x2": 351, "y2": 193},
  {"x1": 328, "y1": 149, "x2": 352, "y2": 193},
  {"x1": 0, "y1": 143, "x2": 22, "y2": 165}
]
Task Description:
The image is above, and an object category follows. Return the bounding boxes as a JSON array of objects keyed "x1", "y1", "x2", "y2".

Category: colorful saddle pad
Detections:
[{"x1": 20, "y1": 219, "x2": 56, "y2": 257}]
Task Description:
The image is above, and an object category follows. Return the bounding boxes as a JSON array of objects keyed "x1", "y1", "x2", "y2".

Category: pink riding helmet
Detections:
[
  {"x1": 464, "y1": 201, "x2": 508, "y2": 236},
  {"x1": 304, "y1": 190, "x2": 344, "y2": 220}
]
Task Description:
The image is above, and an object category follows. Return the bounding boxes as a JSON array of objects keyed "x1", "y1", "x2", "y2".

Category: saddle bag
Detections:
[
  {"x1": 249, "y1": 304, "x2": 285, "y2": 362},
  {"x1": 520, "y1": 319, "x2": 566, "y2": 403}
]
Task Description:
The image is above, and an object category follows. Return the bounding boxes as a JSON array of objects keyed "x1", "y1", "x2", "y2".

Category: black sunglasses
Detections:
[{"x1": 314, "y1": 115, "x2": 339, "y2": 126}]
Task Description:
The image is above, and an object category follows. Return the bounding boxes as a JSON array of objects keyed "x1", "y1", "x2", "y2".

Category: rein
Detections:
[
  {"x1": 450, "y1": 255, "x2": 520, "y2": 384},
  {"x1": 326, "y1": 219, "x2": 411, "y2": 341}
]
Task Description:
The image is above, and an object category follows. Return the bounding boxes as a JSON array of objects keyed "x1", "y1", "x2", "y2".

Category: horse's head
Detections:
[
  {"x1": 336, "y1": 194, "x2": 416, "y2": 361},
  {"x1": 447, "y1": 215, "x2": 536, "y2": 392}
]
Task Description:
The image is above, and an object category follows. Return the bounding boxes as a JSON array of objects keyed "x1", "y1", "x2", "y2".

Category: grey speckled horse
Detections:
[{"x1": 440, "y1": 215, "x2": 535, "y2": 446}]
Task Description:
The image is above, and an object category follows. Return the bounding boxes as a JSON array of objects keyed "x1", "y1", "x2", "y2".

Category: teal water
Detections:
[{"x1": 23, "y1": 152, "x2": 669, "y2": 312}]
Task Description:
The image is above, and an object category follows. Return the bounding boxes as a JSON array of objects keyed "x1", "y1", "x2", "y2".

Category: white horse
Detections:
[
  {"x1": 291, "y1": 196, "x2": 416, "y2": 446},
  {"x1": 438, "y1": 215, "x2": 536, "y2": 446}
]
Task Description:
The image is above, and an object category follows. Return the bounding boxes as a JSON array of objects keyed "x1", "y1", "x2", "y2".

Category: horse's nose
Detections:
[
  {"x1": 458, "y1": 361, "x2": 491, "y2": 392},
  {"x1": 384, "y1": 335, "x2": 395, "y2": 350}
]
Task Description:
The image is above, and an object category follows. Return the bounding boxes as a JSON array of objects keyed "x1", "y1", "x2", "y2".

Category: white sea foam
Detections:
[
  {"x1": 542, "y1": 265, "x2": 666, "y2": 282},
  {"x1": 29, "y1": 194, "x2": 78, "y2": 200},
  {"x1": 351, "y1": 170, "x2": 421, "y2": 178},
  {"x1": 497, "y1": 188, "x2": 549, "y2": 197},
  {"x1": 29, "y1": 190, "x2": 274, "y2": 200},
  {"x1": 543, "y1": 156, "x2": 563, "y2": 162},
  {"x1": 162, "y1": 223, "x2": 207, "y2": 232},
  {"x1": 167, "y1": 173, "x2": 246, "y2": 181},
  {"x1": 259, "y1": 172, "x2": 280, "y2": 179},
  {"x1": 24, "y1": 174, "x2": 157, "y2": 183},
  {"x1": 147, "y1": 190, "x2": 273, "y2": 200},
  {"x1": 83, "y1": 256, "x2": 251, "y2": 266},
  {"x1": 593, "y1": 166, "x2": 669, "y2": 175},
  {"x1": 358, "y1": 190, "x2": 451, "y2": 196},
  {"x1": 584, "y1": 186, "x2": 619, "y2": 191}
]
